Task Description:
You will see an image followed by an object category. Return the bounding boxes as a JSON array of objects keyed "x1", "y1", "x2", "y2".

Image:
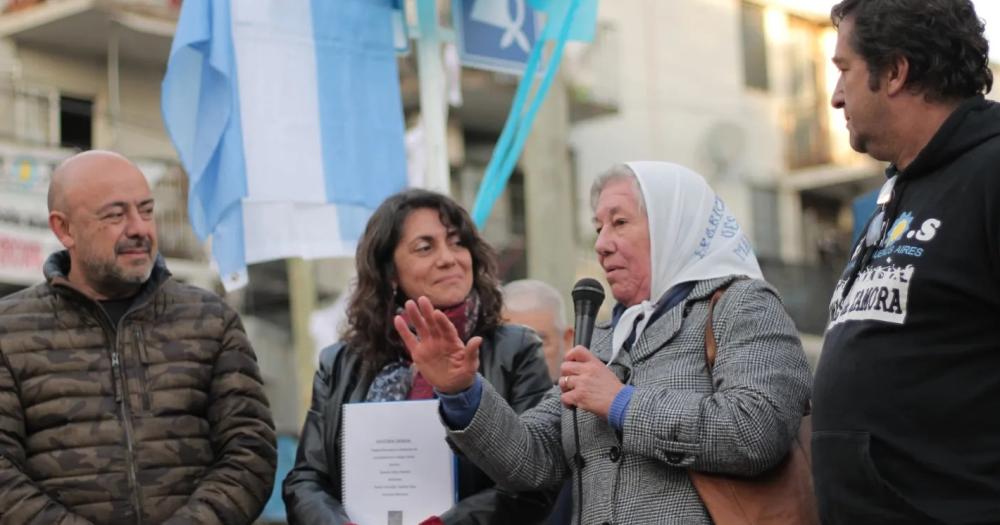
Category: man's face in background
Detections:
[{"x1": 504, "y1": 307, "x2": 574, "y2": 383}]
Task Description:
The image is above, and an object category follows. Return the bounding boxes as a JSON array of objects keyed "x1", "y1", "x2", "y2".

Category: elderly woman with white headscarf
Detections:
[{"x1": 400, "y1": 162, "x2": 812, "y2": 524}]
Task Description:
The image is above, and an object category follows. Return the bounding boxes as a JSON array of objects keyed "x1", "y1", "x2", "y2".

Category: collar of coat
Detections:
[
  {"x1": 593, "y1": 275, "x2": 744, "y2": 366},
  {"x1": 42, "y1": 250, "x2": 172, "y2": 316}
]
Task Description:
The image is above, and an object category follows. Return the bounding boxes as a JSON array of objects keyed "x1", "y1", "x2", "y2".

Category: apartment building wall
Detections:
[
  {"x1": 15, "y1": 45, "x2": 173, "y2": 157},
  {"x1": 571, "y1": 0, "x2": 776, "y2": 243},
  {"x1": 565, "y1": 0, "x2": 883, "y2": 334}
]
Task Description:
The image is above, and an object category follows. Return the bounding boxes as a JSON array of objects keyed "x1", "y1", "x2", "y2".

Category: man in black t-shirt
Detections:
[{"x1": 814, "y1": 1, "x2": 1000, "y2": 523}]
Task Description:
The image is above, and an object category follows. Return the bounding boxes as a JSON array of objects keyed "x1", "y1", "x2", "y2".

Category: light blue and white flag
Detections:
[{"x1": 162, "y1": 0, "x2": 407, "y2": 291}]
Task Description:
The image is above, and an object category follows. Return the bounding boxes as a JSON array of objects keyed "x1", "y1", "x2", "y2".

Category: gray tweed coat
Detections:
[{"x1": 447, "y1": 276, "x2": 812, "y2": 524}]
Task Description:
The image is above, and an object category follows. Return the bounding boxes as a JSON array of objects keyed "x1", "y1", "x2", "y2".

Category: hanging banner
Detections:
[
  {"x1": 0, "y1": 189, "x2": 61, "y2": 285},
  {"x1": 453, "y1": 0, "x2": 544, "y2": 75}
]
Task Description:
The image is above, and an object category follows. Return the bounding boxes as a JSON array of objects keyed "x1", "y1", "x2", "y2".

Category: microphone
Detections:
[
  {"x1": 571, "y1": 277, "x2": 605, "y2": 349},
  {"x1": 568, "y1": 277, "x2": 605, "y2": 525}
]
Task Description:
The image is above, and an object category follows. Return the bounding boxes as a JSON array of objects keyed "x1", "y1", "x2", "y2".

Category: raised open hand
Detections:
[{"x1": 393, "y1": 296, "x2": 481, "y2": 395}]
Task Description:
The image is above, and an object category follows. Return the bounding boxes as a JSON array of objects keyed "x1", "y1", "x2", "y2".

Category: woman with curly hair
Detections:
[{"x1": 283, "y1": 189, "x2": 555, "y2": 524}]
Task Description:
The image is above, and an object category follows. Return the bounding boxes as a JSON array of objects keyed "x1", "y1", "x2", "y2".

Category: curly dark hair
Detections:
[
  {"x1": 831, "y1": 0, "x2": 992, "y2": 102},
  {"x1": 343, "y1": 189, "x2": 504, "y2": 376}
]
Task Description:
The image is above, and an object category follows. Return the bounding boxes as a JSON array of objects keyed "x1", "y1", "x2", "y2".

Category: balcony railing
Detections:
[{"x1": 0, "y1": 83, "x2": 58, "y2": 147}]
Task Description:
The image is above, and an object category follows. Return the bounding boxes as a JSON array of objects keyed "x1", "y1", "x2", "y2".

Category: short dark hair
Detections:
[
  {"x1": 831, "y1": 0, "x2": 992, "y2": 102},
  {"x1": 344, "y1": 189, "x2": 503, "y2": 375}
]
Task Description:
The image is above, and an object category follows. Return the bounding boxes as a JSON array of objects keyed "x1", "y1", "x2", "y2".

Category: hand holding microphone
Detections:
[{"x1": 559, "y1": 278, "x2": 623, "y2": 419}]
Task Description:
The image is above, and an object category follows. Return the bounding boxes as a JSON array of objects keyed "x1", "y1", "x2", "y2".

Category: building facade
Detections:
[{"x1": 566, "y1": 0, "x2": 885, "y2": 338}]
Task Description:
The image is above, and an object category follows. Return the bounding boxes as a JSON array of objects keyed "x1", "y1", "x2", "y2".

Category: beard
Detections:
[{"x1": 79, "y1": 237, "x2": 156, "y2": 298}]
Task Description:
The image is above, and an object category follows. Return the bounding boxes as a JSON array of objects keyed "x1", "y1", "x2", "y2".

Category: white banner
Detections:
[{"x1": 0, "y1": 189, "x2": 60, "y2": 285}]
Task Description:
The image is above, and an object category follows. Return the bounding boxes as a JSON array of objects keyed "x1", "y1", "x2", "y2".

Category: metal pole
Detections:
[
  {"x1": 521, "y1": 73, "x2": 575, "y2": 309},
  {"x1": 288, "y1": 257, "x2": 317, "y2": 426},
  {"x1": 415, "y1": 0, "x2": 450, "y2": 195},
  {"x1": 107, "y1": 20, "x2": 120, "y2": 149}
]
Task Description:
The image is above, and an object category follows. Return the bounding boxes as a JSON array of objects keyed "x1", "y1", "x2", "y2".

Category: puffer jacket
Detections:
[
  {"x1": 282, "y1": 324, "x2": 558, "y2": 524},
  {"x1": 0, "y1": 252, "x2": 277, "y2": 525}
]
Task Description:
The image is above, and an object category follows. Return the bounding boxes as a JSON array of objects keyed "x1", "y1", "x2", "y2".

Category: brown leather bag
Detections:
[{"x1": 688, "y1": 289, "x2": 819, "y2": 525}]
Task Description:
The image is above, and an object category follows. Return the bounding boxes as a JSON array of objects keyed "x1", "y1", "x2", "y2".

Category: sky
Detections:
[
  {"x1": 973, "y1": 0, "x2": 1000, "y2": 57},
  {"x1": 772, "y1": 0, "x2": 1000, "y2": 60}
]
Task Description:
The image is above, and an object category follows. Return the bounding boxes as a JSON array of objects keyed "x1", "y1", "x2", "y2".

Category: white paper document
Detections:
[{"x1": 342, "y1": 399, "x2": 456, "y2": 525}]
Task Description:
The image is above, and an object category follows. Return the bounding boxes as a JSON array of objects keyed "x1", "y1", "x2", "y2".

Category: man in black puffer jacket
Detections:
[{"x1": 0, "y1": 151, "x2": 276, "y2": 524}]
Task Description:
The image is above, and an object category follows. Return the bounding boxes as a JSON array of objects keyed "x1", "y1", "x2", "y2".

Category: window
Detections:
[
  {"x1": 741, "y1": 1, "x2": 769, "y2": 91},
  {"x1": 498, "y1": 169, "x2": 527, "y2": 281},
  {"x1": 59, "y1": 95, "x2": 92, "y2": 150},
  {"x1": 785, "y1": 16, "x2": 830, "y2": 168}
]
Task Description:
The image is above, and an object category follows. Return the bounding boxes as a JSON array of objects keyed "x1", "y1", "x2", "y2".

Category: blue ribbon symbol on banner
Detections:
[{"x1": 471, "y1": 0, "x2": 531, "y2": 53}]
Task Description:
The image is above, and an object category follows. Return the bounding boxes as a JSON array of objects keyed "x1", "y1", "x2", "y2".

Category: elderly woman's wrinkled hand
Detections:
[
  {"x1": 559, "y1": 346, "x2": 624, "y2": 419},
  {"x1": 394, "y1": 296, "x2": 481, "y2": 395}
]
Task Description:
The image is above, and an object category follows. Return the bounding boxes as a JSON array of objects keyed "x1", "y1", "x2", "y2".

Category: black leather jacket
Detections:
[{"x1": 282, "y1": 324, "x2": 557, "y2": 524}]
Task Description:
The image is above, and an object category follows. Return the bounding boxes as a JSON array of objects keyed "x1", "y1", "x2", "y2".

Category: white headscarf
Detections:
[{"x1": 608, "y1": 161, "x2": 763, "y2": 363}]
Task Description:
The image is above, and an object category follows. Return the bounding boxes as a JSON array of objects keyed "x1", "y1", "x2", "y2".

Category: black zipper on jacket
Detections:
[
  {"x1": 61, "y1": 290, "x2": 154, "y2": 525},
  {"x1": 110, "y1": 352, "x2": 123, "y2": 403},
  {"x1": 83, "y1": 302, "x2": 145, "y2": 525},
  {"x1": 48, "y1": 262, "x2": 166, "y2": 525},
  {"x1": 111, "y1": 321, "x2": 144, "y2": 525}
]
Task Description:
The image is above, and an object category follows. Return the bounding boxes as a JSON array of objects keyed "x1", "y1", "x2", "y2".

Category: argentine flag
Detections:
[{"x1": 162, "y1": 0, "x2": 407, "y2": 291}]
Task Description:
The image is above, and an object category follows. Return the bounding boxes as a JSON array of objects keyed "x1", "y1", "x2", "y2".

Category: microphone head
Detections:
[{"x1": 572, "y1": 278, "x2": 605, "y2": 309}]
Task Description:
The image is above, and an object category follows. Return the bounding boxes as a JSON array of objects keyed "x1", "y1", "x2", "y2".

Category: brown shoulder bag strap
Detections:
[{"x1": 703, "y1": 288, "x2": 728, "y2": 371}]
